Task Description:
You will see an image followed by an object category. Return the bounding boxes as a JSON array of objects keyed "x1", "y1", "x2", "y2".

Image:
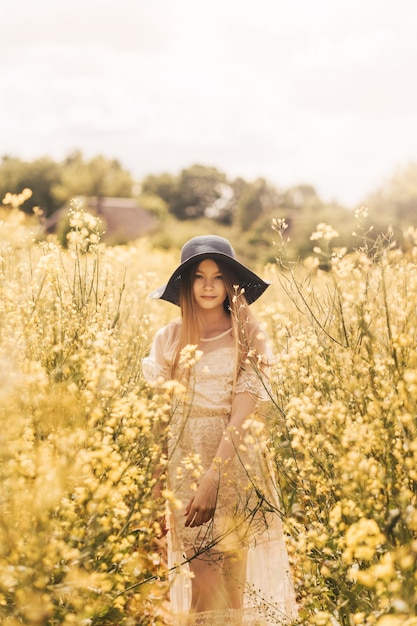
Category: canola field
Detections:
[{"x1": 0, "y1": 197, "x2": 416, "y2": 626}]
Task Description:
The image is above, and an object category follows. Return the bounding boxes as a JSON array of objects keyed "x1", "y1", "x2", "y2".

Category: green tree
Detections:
[
  {"x1": 138, "y1": 193, "x2": 169, "y2": 220},
  {"x1": 280, "y1": 184, "x2": 321, "y2": 211},
  {"x1": 234, "y1": 178, "x2": 280, "y2": 231},
  {"x1": 169, "y1": 164, "x2": 231, "y2": 220},
  {"x1": 52, "y1": 152, "x2": 134, "y2": 208},
  {"x1": 0, "y1": 155, "x2": 61, "y2": 217},
  {"x1": 141, "y1": 172, "x2": 178, "y2": 205}
]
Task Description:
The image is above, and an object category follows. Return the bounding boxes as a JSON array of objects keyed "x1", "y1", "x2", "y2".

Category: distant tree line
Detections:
[
  {"x1": 1, "y1": 151, "x2": 416, "y2": 258},
  {"x1": 0, "y1": 151, "x2": 134, "y2": 218}
]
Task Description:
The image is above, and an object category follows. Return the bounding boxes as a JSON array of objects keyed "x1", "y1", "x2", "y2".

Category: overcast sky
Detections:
[{"x1": 2, "y1": 0, "x2": 417, "y2": 207}]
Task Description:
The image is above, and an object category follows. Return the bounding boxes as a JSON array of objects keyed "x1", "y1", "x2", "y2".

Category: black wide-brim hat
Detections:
[{"x1": 149, "y1": 235, "x2": 271, "y2": 306}]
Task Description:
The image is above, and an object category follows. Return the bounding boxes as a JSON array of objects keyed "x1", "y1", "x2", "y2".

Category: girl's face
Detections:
[{"x1": 192, "y1": 259, "x2": 227, "y2": 312}]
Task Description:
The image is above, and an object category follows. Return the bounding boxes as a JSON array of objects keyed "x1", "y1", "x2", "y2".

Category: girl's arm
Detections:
[{"x1": 184, "y1": 390, "x2": 257, "y2": 528}]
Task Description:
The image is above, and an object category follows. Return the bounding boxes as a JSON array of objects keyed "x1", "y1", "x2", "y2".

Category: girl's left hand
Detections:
[{"x1": 184, "y1": 470, "x2": 219, "y2": 527}]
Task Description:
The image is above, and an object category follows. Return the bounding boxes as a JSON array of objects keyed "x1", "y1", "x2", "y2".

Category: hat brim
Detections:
[{"x1": 149, "y1": 251, "x2": 270, "y2": 306}]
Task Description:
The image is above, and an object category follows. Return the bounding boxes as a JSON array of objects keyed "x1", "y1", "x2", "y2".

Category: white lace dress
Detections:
[{"x1": 142, "y1": 319, "x2": 298, "y2": 626}]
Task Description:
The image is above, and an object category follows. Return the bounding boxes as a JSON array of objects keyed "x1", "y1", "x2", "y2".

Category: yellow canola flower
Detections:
[
  {"x1": 343, "y1": 518, "x2": 385, "y2": 564},
  {"x1": 2, "y1": 188, "x2": 32, "y2": 208},
  {"x1": 179, "y1": 344, "x2": 203, "y2": 369},
  {"x1": 310, "y1": 611, "x2": 334, "y2": 625},
  {"x1": 377, "y1": 618, "x2": 417, "y2": 626},
  {"x1": 310, "y1": 222, "x2": 340, "y2": 241},
  {"x1": 161, "y1": 489, "x2": 183, "y2": 510}
]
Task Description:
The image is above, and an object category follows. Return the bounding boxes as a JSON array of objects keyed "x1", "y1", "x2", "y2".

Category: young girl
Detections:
[{"x1": 142, "y1": 236, "x2": 297, "y2": 626}]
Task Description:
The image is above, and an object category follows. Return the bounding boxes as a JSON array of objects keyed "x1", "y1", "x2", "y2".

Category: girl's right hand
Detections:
[{"x1": 184, "y1": 470, "x2": 219, "y2": 527}]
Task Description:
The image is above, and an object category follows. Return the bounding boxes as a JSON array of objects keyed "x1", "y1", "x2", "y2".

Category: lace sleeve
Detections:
[
  {"x1": 141, "y1": 321, "x2": 180, "y2": 385},
  {"x1": 141, "y1": 355, "x2": 168, "y2": 384},
  {"x1": 235, "y1": 324, "x2": 273, "y2": 402}
]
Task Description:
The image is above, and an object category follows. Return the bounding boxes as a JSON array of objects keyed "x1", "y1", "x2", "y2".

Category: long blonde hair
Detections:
[{"x1": 171, "y1": 259, "x2": 255, "y2": 389}]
